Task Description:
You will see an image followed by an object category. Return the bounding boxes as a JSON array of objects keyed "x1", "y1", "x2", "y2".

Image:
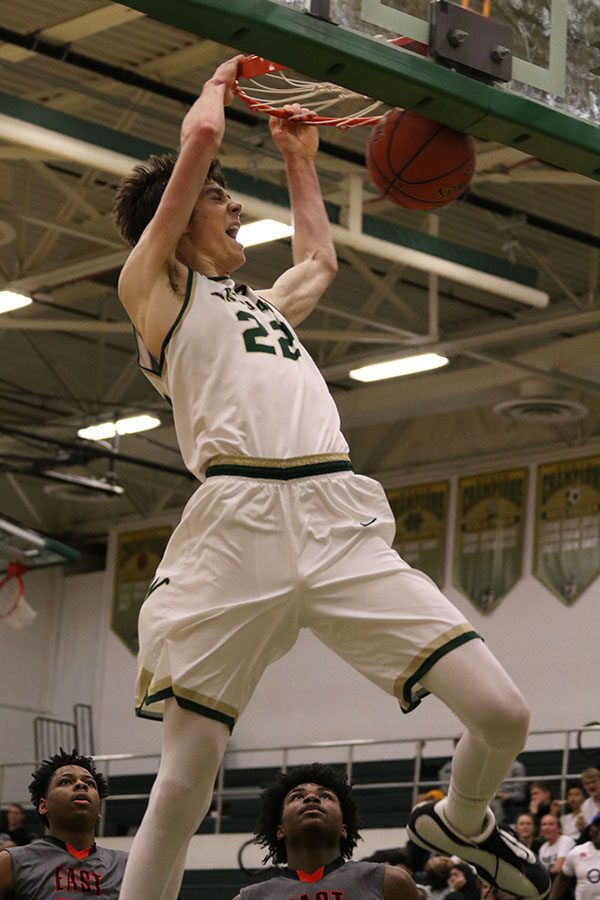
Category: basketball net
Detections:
[
  {"x1": 0, "y1": 562, "x2": 37, "y2": 629},
  {"x1": 235, "y1": 41, "x2": 426, "y2": 129}
]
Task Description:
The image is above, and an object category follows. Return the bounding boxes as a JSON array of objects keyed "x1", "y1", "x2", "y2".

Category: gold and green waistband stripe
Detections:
[{"x1": 205, "y1": 453, "x2": 353, "y2": 480}]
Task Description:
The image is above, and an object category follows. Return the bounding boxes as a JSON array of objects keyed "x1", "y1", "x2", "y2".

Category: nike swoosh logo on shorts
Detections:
[{"x1": 360, "y1": 517, "x2": 377, "y2": 527}]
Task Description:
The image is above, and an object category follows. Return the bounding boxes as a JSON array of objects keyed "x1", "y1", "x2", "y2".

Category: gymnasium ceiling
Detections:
[{"x1": 0, "y1": 0, "x2": 599, "y2": 555}]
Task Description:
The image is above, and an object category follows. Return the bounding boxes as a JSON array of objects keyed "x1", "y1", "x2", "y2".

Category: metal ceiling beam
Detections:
[
  {"x1": 461, "y1": 349, "x2": 600, "y2": 398},
  {"x1": 0, "y1": 5, "x2": 144, "y2": 62},
  {"x1": 5, "y1": 251, "x2": 127, "y2": 293},
  {"x1": 0, "y1": 317, "x2": 398, "y2": 345},
  {"x1": 322, "y1": 308, "x2": 600, "y2": 381},
  {"x1": 115, "y1": 0, "x2": 600, "y2": 181},
  {"x1": 0, "y1": 96, "x2": 549, "y2": 307}
]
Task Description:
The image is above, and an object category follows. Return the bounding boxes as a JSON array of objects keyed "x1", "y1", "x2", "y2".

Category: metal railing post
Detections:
[
  {"x1": 560, "y1": 730, "x2": 571, "y2": 799},
  {"x1": 98, "y1": 756, "x2": 110, "y2": 838},
  {"x1": 412, "y1": 740, "x2": 424, "y2": 807},
  {"x1": 214, "y1": 763, "x2": 225, "y2": 835}
]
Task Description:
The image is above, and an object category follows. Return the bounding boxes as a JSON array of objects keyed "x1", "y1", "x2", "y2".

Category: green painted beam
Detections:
[
  {"x1": 115, "y1": 0, "x2": 600, "y2": 182},
  {"x1": 0, "y1": 91, "x2": 539, "y2": 286},
  {"x1": 0, "y1": 92, "x2": 172, "y2": 161}
]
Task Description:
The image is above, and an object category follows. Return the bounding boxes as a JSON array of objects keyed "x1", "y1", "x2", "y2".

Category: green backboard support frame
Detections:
[
  {"x1": 0, "y1": 515, "x2": 80, "y2": 573},
  {"x1": 116, "y1": 0, "x2": 600, "y2": 181}
]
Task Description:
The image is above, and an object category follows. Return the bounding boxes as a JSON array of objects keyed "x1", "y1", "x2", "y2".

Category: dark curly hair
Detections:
[
  {"x1": 254, "y1": 763, "x2": 363, "y2": 865},
  {"x1": 29, "y1": 747, "x2": 109, "y2": 826},
  {"x1": 112, "y1": 152, "x2": 226, "y2": 247}
]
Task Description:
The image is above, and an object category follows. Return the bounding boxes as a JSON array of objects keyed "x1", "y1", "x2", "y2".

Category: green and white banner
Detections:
[
  {"x1": 112, "y1": 525, "x2": 172, "y2": 653},
  {"x1": 454, "y1": 468, "x2": 527, "y2": 613},
  {"x1": 387, "y1": 481, "x2": 449, "y2": 588},
  {"x1": 534, "y1": 455, "x2": 600, "y2": 604}
]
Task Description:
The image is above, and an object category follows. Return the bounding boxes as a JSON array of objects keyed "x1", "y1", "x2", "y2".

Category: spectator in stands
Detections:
[
  {"x1": 231, "y1": 762, "x2": 419, "y2": 900},
  {"x1": 420, "y1": 856, "x2": 453, "y2": 900},
  {"x1": 0, "y1": 748, "x2": 127, "y2": 900},
  {"x1": 492, "y1": 758, "x2": 527, "y2": 825},
  {"x1": 548, "y1": 811, "x2": 600, "y2": 900},
  {"x1": 530, "y1": 783, "x2": 554, "y2": 827},
  {"x1": 538, "y1": 815, "x2": 575, "y2": 878},
  {"x1": 559, "y1": 786, "x2": 586, "y2": 840},
  {"x1": 513, "y1": 812, "x2": 543, "y2": 855},
  {"x1": 0, "y1": 805, "x2": 30, "y2": 850},
  {"x1": 438, "y1": 740, "x2": 459, "y2": 793},
  {"x1": 439, "y1": 747, "x2": 525, "y2": 826},
  {"x1": 580, "y1": 770, "x2": 600, "y2": 827},
  {"x1": 445, "y1": 863, "x2": 482, "y2": 900}
]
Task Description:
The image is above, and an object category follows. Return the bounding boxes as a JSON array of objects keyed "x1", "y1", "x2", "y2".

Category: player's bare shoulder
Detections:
[{"x1": 118, "y1": 246, "x2": 188, "y2": 360}]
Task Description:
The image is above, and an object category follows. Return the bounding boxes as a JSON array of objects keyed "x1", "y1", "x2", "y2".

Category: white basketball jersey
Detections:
[{"x1": 137, "y1": 271, "x2": 349, "y2": 478}]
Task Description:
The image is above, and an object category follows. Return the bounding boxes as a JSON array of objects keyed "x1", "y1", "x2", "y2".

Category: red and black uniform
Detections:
[
  {"x1": 240, "y1": 857, "x2": 385, "y2": 899},
  {"x1": 5, "y1": 836, "x2": 127, "y2": 900}
]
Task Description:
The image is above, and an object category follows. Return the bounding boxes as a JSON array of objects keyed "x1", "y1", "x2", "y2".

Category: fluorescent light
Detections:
[
  {"x1": 349, "y1": 353, "x2": 450, "y2": 382},
  {"x1": 237, "y1": 219, "x2": 294, "y2": 247},
  {"x1": 114, "y1": 414, "x2": 161, "y2": 435},
  {"x1": 0, "y1": 290, "x2": 32, "y2": 314},
  {"x1": 78, "y1": 414, "x2": 161, "y2": 441}
]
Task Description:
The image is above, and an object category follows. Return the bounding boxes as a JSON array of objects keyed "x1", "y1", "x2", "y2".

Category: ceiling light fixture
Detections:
[
  {"x1": 237, "y1": 219, "x2": 294, "y2": 247},
  {"x1": 349, "y1": 352, "x2": 450, "y2": 382},
  {"x1": 78, "y1": 414, "x2": 161, "y2": 441},
  {"x1": 42, "y1": 470, "x2": 125, "y2": 496},
  {"x1": 0, "y1": 290, "x2": 32, "y2": 314}
]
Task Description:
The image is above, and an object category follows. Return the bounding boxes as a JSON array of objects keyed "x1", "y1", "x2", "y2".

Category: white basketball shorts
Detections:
[{"x1": 135, "y1": 457, "x2": 480, "y2": 731}]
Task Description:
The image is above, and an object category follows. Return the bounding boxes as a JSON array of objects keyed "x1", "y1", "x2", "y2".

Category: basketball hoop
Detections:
[
  {"x1": 235, "y1": 53, "x2": 395, "y2": 129},
  {"x1": 0, "y1": 562, "x2": 37, "y2": 629},
  {"x1": 234, "y1": 39, "x2": 428, "y2": 129}
]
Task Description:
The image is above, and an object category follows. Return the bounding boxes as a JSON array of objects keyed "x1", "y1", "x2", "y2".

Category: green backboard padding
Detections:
[{"x1": 116, "y1": 0, "x2": 600, "y2": 181}]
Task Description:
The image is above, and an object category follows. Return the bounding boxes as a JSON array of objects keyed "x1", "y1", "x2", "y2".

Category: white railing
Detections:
[{"x1": 1, "y1": 725, "x2": 599, "y2": 836}]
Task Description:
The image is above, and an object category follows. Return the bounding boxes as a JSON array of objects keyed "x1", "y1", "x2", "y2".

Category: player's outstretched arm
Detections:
[
  {"x1": 261, "y1": 106, "x2": 337, "y2": 327},
  {"x1": 118, "y1": 56, "x2": 243, "y2": 322},
  {"x1": 0, "y1": 850, "x2": 13, "y2": 900},
  {"x1": 383, "y1": 863, "x2": 421, "y2": 900}
]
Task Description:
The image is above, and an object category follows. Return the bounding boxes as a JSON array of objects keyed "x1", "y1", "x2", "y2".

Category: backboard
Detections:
[
  {"x1": 118, "y1": 0, "x2": 599, "y2": 179},
  {"x1": 315, "y1": 0, "x2": 596, "y2": 122},
  {"x1": 0, "y1": 515, "x2": 80, "y2": 574}
]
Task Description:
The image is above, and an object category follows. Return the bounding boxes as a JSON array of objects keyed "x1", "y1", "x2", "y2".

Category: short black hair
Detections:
[
  {"x1": 254, "y1": 763, "x2": 362, "y2": 865},
  {"x1": 29, "y1": 748, "x2": 108, "y2": 826},
  {"x1": 112, "y1": 152, "x2": 226, "y2": 247}
]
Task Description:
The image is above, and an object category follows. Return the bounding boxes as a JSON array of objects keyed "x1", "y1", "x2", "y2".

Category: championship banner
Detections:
[
  {"x1": 454, "y1": 468, "x2": 527, "y2": 613},
  {"x1": 533, "y1": 455, "x2": 600, "y2": 604},
  {"x1": 386, "y1": 481, "x2": 449, "y2": 588},
  {"x1": 112, "y1": 525, "x2": 172, "y2": 653}
]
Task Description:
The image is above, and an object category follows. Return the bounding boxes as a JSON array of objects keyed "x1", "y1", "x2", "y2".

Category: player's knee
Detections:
[
  {"x1": 479, "y1": 690, "x2": 529, "y2": 751},
  {"x1": 152, "y1": 771, "x2": 214, "y2": 824}
]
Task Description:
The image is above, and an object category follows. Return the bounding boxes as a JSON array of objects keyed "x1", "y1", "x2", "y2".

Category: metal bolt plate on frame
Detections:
[{"x1": 429, "y1": 0, "x2": 513, "y2": 83}]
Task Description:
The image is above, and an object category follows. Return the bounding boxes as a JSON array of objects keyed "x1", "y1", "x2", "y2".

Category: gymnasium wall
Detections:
[{"x1": 0, "y1": 461, "x2": 597, "y2": 781}]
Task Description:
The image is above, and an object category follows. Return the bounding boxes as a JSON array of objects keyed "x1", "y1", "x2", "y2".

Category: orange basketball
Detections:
[{"x1": 365, "y1": 108, "x2": 476, "y2": 210}]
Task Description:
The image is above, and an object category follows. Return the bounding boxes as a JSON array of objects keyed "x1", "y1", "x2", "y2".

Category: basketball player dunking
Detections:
[{"x1": 112, "y1": 56, "x2": 550, "y2": 900}]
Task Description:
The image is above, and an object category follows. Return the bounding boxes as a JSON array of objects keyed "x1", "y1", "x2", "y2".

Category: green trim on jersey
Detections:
[
  {"x1": 137, "y1": 267, "x2": 196, "y2": 378},
  {"x1": 206, "y1": 459, "x2": 354, "y2": 480},
  {"x1": 139, "y1": 685, "x2": 235, "y2": 732},
  {"x1": 401, "y1": 630, "x2": 482, "y2": 713}
]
